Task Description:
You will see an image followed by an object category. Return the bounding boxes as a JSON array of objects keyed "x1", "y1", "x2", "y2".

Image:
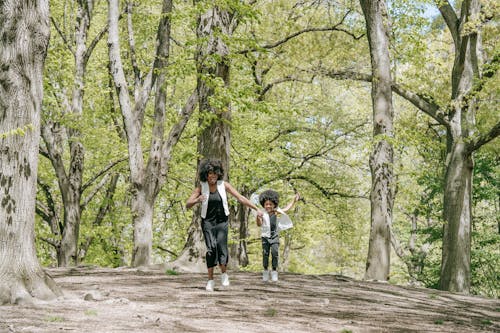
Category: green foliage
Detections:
[{"x1": 33, "y1": 0, "x2": 498, "y2": 298}]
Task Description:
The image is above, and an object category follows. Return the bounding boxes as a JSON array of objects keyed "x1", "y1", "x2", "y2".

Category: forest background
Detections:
[{"x1": 3, "y1": 0, "x2": 498, "y2": 300}]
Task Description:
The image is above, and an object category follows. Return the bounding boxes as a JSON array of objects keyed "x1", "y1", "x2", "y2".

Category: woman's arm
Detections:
[
  {"x1": 281, "y1": 193, "x2": 300, "y2": 213},
  {"x1": 256, "y1": 215, "x2": 263, "y2": 226},
  {"x1": 225, "y1": 182, "x2": 263, "y2": 217},
  {"x1": 185, "y1": 187, "x2": 204, "y2": 209}
]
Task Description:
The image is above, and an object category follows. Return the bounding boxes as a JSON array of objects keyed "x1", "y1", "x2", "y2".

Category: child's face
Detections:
[{"x1": 263, "y1": 200, "x2": 276, "y2": 214}]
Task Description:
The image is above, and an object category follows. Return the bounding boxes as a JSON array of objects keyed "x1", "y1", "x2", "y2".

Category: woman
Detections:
[{"x1": 186, "y1": 159, "x2": 263, "y2": 291}]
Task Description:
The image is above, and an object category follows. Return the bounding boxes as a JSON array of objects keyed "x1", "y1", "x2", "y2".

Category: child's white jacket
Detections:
[{"x1": 260, "y1": 208, "x2": 293, "y2": 238}]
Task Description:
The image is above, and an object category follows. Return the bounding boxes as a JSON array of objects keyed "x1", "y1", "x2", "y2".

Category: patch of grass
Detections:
[
  {"x1": 165, "y1": 269, "x2": 178, "y2": 275},
  {"x1": 429, "y1": 293, "x2": 438, "y2": 299},
  {"x1": 264, "y1": 308, "x2": 277, "y2": 317},
  {"x1": 340, "y1": 329, "x2": 353, "y2": 333},
  {"x1": 45, "y1": 316, "x2": 64, "y2": 322},
  {"x1": 434, "y1": 319, "x2": 444, "y2": 325},
  {"x1": 481, "y1": 319, "x2": 492, "y2": 325},
  {"x1": 84, "y1": 309, "x2": 98, "y2": 316}
]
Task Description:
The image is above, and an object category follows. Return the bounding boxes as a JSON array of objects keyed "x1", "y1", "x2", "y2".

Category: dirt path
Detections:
[{"x1": 1, "y1": 267, "x2": 499, "y2": 332}]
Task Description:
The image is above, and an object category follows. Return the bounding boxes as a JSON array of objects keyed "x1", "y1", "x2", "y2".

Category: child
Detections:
[{"x1": 256, "y1": 190, "x2": 300, "y2": 282}]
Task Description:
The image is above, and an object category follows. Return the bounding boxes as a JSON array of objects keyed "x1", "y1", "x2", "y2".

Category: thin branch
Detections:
[
  {"x1": 38, "y1": 237, "x2": 59, "y2": 248},
  {"x1": 50, "y1": 16, "x2": 75, "y2": 57},
  {"x1": 469, "y1": 121, "x2": 500, "y2": 152},
  {"x1": 239, "y1": 24, "x2": 364, "y2": 54},
  {"x1": 288, "y1": 175, "x2": 367, "y2": 199},
  {"x1": 156, "y1": 245, "x2": 178, "y2": 257},
  {"x1": 81, "y1": 174, "x2": 110, "y2": 209},
  {"x1": 81, "y1": 156, "x2": 128, "y2": 192},
  {"x1": 260, "y1": 75, "x2": 314, "y2": 100}
]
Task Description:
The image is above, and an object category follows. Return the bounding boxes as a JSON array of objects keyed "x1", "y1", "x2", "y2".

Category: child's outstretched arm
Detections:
[{"x1": 281, "y1": 193, "x2": 300, "y2": 213}]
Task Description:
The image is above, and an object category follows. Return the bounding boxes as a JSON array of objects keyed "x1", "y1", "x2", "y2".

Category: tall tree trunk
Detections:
[
  {"x1": 441, "y1": 140, "x2": 473, "y2": 292},
  {"x1": 438, "y1": 0, "x2": 483, "y2": 294},
  {"x1": 0, "y1": 0, "x2": 61, "y2": 304},
  {"x1": 172, "y1": 5, "x2": 234, "y2": 271},
  {"x1": 40, "y1": 0, "x2": 96, "y2": 266},
  {"x1": 108, "y1": 0, "x2": 194, "y2": 267},
  {"x1": 360, "y1": 0, "x2": 395, "y2": 281}
]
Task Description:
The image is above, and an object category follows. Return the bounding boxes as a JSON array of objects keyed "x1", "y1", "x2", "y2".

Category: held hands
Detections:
[{"x1": 197, "y1": 194, "x2": 207, "y2": 203}]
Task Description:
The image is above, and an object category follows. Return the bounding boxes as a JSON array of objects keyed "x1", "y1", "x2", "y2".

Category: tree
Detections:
[
  {"x1": 436, "y1": 0, "x2": 499, "y2": 293},
  {"x1": 0, "y1": 0, "x2": 61, "y2": 304},
  {"x1": 359, "y1": 0, "x2": 395, "y2": 281},
  {"x1": 38, "y1": 0, "x2": 112, "y2": 267},
  {"x1": 172, "y1": 2, "x2": 235, "y2": 271},
  {"x1": 321, "y1": 0, "x2": 499, "y2": 293},
  {"x1": 108, "y1": 0, "x2": 197, "y2": 267}
]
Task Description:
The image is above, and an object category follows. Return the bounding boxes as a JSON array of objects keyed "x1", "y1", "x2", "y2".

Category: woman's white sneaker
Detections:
[
  {"x1": 221, "y1": 273, "x2": 230, "y2": 287},
  {"x1": 271, "y1": 270, "x2": 278, "y2": 282},
  {"x1": 262, "y1": 270, "x2": 270, "y2": 282},
  {"x1": 206, "y1": 280, "x2": 215, "y2": 291}
]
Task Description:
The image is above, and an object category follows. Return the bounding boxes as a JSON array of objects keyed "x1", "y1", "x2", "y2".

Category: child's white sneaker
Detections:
[
  {"x1": 206, "y1": 280, "x2": 215, "y2": 291},
  {"x1": 271, "y1": 270, "x2": 278, "y2": 282},
  {"x1": 262, "y1": 270, "x2": 270, "y2": 282},
  {"x1": 221, "y1": 273, "x2": 230, "y2": 287}
]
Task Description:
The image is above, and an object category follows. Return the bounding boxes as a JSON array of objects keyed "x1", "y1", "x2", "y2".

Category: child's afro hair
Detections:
[
  {"x1": 259, "y1": 189, "x2": 279, "y2": 207},
  {"x1": 198, "y1": 159, "x2": 224, "y2": 182}
]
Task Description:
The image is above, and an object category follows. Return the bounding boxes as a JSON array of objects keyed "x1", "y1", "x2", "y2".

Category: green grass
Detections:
[
  {"x1": 434, "y1": 319, "x2": 444, "y2": 325},
  {"x1": 264, "y1": 308, "x2": 277, "y2": 317},
  {"x1": 165, "y1": 269, "x2": 179, "y2": 275},
  {"x1": 481, "y1": 319, "x2": 492, "y2": 326},
  {"x1": 429, "y1": 293, "x2": 438, "y2": 299},
  {"x1": 45, "y1": 316, "x2": 64, "y2": 322},
  {"x1": 84, "y1": 309, "x2": 98, "y2": 316}
]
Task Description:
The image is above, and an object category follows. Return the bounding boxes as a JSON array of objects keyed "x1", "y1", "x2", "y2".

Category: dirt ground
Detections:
[{"x1": 0, "y1": 266, "x2": 499, "y2": 333}]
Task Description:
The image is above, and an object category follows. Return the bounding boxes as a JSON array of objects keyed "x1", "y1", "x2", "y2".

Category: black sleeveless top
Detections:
[{"x1": 204, "y1": 190, "x2": 228, "y2": 224}]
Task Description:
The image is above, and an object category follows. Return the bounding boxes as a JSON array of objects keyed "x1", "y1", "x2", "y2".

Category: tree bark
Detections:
[
  {"x1": 0, "y1": 0, "x2": 61, "y2": 304},
  {"x1": 438, "y1": 0, "x2": 482, "y2": 294},
  {"x1": 172, "y1": 4, "x2": 235, "y2": 271},
  {"x1": 360, "y1": 0, "x2": 395, "y2": 281},
  {"x1": 40, "y1": 0, "x2": 100, "y2": 266},
  {"x1": 108, "y1": 0, "x2": 196, "y2": 267}
]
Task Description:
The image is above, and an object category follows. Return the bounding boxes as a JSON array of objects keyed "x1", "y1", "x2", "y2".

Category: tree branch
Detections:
[
  {"x1": 437, "y1": 1, "x2": 459, "y2": 47},
  {"x1": 469, "y1": 121, "x2": 500, "y2": 152},
  {"x1": 316, "y1": 68, "x2": 449, "y2": 126},
  {"x1": 81, "y1": 155, "x2": 128, "y2": 192},
  {"x1": 239, "y1": 21, "x2": 363, "y2": 55},
  {"x1": 50, "y1": 16, "x2": 75, "y2": 57},
  {"x1": 81, "y1": 174, "x2": 110, "y2": 210},
  {"x1": 288, "y1": 175, "x2": 367, "y2": 199}
]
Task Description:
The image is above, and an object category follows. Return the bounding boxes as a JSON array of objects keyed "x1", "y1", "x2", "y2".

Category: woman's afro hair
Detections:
[
  {"x1": 198, "y1": 159, "x2": 224, "y2": 182},
  {"x1": 259, "y1": 189, "x2": 279, "y2": 207}
]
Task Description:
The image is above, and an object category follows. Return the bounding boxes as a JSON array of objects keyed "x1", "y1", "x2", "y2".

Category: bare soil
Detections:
[{"x1": 1, "y1": 266, "x2": 499, "y2": 332}]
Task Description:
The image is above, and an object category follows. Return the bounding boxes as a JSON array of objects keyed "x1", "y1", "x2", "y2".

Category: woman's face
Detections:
[
  {"x1": 207, "y1": 171, "x2": 218, "y2": 185},
  {"x1": 263, "y1": 200, "x2": 276, "y2": 214}
]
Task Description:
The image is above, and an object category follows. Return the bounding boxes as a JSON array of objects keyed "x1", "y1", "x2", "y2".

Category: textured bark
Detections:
[
  {"x1": 108, "y1": 0, "x2": 196, "y2": 267},
  {"x1": 438, "y1": 0, "x2": 482, "y2": 294},
  {"x1": 360, "y1": 0, "x2": 395, "y2": 281},
  {"x1": 173, "y1": 5, "x2": 235, "y2": 271},
  {"x1": 39, "y1": 0, "x2": 97, "y2": 266},
  {"x1": 0, "y1": 0, "x2": 61, "y2": 304}
]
